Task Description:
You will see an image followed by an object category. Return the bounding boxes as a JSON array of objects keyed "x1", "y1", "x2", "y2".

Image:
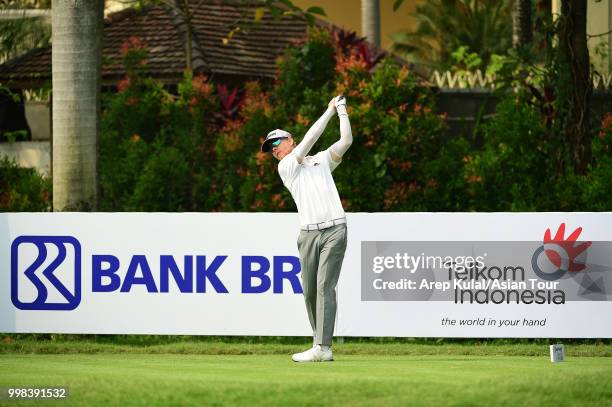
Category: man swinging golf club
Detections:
[{"x1": 261, "y1": 95, "x2": 353, "y2": 362}]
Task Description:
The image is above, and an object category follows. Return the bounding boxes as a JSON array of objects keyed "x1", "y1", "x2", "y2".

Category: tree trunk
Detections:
[
  {"x1": 535, "y1": 0, "x2": 552, "y2": 51},
  {"x1": 52, "y1": 0, "x2": 103, "y2": 211},
  {"x1": 512, "y1": 0, "x2": 533, "y2": 48},
  {"x1": 361, "y1": 0, "x2": 380, "y2": 47},
  {"x1": 559, "y1": 0, "x2": 591, "y2": 173}
]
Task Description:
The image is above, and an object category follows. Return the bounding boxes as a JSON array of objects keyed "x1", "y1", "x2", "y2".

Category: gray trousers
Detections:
[{"x1": 296, "y1": 223, "x2": 347, "y2": 346}]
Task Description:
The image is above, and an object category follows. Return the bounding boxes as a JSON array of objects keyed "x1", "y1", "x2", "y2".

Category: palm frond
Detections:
[{"x1": 391, "y1": 0, "x2": 512, "y2": 69}]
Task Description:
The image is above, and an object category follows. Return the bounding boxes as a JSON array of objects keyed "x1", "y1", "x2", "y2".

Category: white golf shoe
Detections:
[{"x1": 292, "y1": 345, "x2": 333, "y2": 362}]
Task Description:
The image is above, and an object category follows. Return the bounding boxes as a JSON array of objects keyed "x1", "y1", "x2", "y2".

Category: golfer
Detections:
[{"x1": 261, "y1": 95, "x2": 353, "y2": 362}]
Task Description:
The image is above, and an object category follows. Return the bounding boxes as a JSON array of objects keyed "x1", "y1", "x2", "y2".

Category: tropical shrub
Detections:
[
  {"x1": 96, "y1": 29, "x2": 610, "y2": 213},
  {"x1": 466, "y1": 94, "x2": 612, "y2": 211},
  {"x1": 0, "y1": 156, "x2": 50, "y2": 211},
  {"x1": 100, "y1": 37, "x2": 219, "y2": 211},
  {"x1": 214, "y1": 28, "x2": 460, "y2": 212},
  {"x1": 579, "y1": 113, "x2": 612, "y2": 210}
]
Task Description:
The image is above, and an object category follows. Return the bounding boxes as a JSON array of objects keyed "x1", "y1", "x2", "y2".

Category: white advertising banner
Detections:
[{"x1": 1, "y1": 213, "x2": 611, "y2": 337}]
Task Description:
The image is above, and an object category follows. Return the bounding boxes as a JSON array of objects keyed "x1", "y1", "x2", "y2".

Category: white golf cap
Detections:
[{"x1": 261, "y1": 129, "x2": 292, "y2": 152}]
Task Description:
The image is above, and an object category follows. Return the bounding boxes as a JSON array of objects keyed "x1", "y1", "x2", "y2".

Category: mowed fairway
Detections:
[{"x1": 1, "y1": 353, "x2": 611, "y2": 406}]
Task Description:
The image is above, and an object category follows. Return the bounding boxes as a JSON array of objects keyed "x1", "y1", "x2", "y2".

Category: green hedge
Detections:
[
  {"x1": 97, "y1": 28, "x2": 610, "y2": 212},
  {"x1": 100, "y1": 29, "x2": 471, "y2": 212},
  {"x1": 0, "y1": 156, "x2": 50, "y2": 211},
  {"x1": 3, "y1": 29, "x2": 611, "y2": 212}
]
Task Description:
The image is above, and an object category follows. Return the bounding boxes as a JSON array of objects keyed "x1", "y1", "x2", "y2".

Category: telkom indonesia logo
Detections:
[
  {"x1": 532, "y1": 223, "x2": 591, "y2": 281},
  {"x1": 11, "y1": 236, "x2": 81, "y2": 310}
]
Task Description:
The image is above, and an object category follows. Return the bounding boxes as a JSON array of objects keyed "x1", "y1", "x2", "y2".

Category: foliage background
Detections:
[{"x1": 2, "y1": 27, "x2": 611, "y2": 212}]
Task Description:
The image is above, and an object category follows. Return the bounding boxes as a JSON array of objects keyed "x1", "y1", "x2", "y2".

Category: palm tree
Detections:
[
  {"x1": 361, "y1": 0, "x2": 380, "y2": 47},
  {"x1": 512, "y1": 0, "x2": 532, "y2": 48},
  {"x1": 52, "y1": 0, "x2": 103, "y2": 210},
  {"x1": 391, "y1": 0, "x2": 513, "y2": 70}
]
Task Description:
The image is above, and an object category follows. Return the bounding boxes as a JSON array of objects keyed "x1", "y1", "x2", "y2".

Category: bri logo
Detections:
[
  {"x1": 11, "y1": 236, "x2": 82, "y2": 311},
  {"x1": 11, "y1": 235, "x2": 302, "y2": 311}
]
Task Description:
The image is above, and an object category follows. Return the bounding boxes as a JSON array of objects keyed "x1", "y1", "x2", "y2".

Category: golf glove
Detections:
[{"x1": 334, "y1": 96, "x2": 348, "y2": 116}]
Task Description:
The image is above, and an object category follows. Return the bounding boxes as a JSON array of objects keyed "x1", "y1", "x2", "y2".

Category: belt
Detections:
[{"x1": 301, "y1": 217, "x2": 346, "y2": 231}]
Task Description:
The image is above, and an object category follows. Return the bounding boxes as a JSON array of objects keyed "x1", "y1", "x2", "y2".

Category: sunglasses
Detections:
[{"x1": 271, "y1": 138, "x2": 283, "y2": 147}]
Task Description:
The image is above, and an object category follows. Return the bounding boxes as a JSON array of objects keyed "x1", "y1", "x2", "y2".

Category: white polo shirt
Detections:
[{"x1": 278, "y1": 148, "x2": 345, "y2": 227}]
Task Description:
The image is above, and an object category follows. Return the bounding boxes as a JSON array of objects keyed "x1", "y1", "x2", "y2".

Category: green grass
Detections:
[
  {"x1": 0, "y1": 339, "x2": 611, "y2": 406},
  {"x1": 0, "y1": 353, "x2": 611, "y2": 406},
  {"x1": 1, "y1": 337, "x2": 612, "y2": 357}
]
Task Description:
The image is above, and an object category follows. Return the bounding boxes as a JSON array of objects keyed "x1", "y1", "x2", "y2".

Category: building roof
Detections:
[
  {"x1": 0, "y1": 1, "x2": 316, "y2": 88},
  {"x1": 0, "y1": 1, "x2": 425, "y2": 89}
]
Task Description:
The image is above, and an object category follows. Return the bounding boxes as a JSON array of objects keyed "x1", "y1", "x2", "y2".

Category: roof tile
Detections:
[{"x1": 0, "y1": 2, "x2": 311, "y2": 86}]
